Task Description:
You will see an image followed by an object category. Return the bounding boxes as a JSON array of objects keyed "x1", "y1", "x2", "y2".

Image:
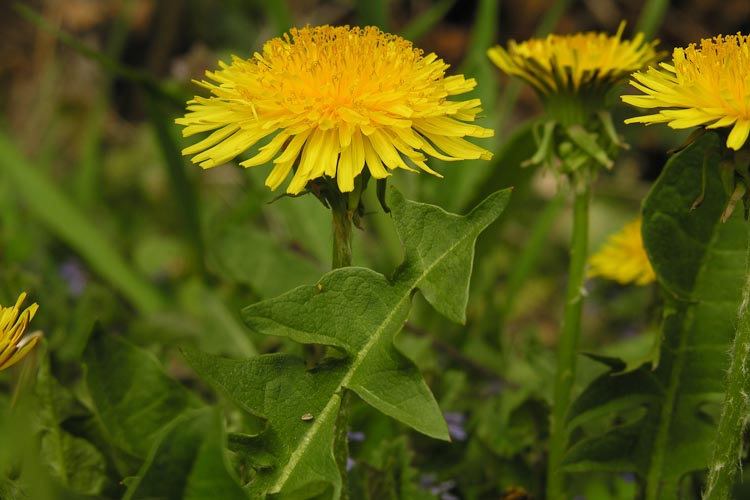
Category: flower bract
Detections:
[
  {"x1": 177, "y1": 25, "x2": 494, "y2": 194},
  {"x1": 623, "y1": 33, "x2": 750, "y2": 151},
  {"x1": 588, "y1": 218, "x2": 655, "y2": 286},
  {"x1": 487, "y1": 22, "x2": 661, "y2": 102},
  {"x1": 0, "y1": 292, "x2": 41, "y2": 370}
]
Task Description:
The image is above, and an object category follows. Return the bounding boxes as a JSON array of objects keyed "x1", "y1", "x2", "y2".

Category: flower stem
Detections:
[
  {"x1": 546, "y1": 183, "x2": 590, "y2": 500},
  {"x1": 703, "y1": 221, "x2": 750, "y2": 500},
  {"x1": 330, "y1": 196, "x2": 354, "y2": 498},
  {"x1": 331, "y1": 201, "x2": 354, "y2": 269}
]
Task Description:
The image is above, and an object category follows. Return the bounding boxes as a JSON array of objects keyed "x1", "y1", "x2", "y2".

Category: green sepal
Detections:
[
  {"x1": 523, "y1": 119, "x2": 556, "y2": 168},
  {"x1": 564, "y1": 125, "x2": 613, "y2": 169}
]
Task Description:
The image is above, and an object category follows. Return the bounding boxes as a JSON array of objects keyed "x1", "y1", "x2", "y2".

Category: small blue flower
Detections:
[{"x1": 444, "y1": 411, "x2": 467, "y2": 441}]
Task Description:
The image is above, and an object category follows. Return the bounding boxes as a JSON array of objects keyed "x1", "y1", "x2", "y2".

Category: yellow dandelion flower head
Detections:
[
  {"x1": 588, "y1": 218, "x2": 656, "y2": 286},
  {"x1": 623, "y1": 33, "x2": 750, "y2": 151},
  {"x1": 176, "y1": 25, "x2": 494, "y2": 194},
  {"x1": 487, "y1": 22, "x2": 661, "y2": 97},
  {"x1": 0, "y1": 292, "x2": 42, "y2": 370}
]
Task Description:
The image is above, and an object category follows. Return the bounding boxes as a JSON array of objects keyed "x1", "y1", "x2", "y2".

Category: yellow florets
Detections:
[
  {"x1": 588, "y1": 218, "x2": 656, "y2": 286},
  {"x1": 177, "y1": 25, "x2": 494, "y2": 194},
  {"x1": 623, "y1": 33, "x2": 750, "y2": 151},
  {"x1": 0, "y1": 292, "x2": 41, "y2": 370},
  {"x1": 488, "y1": 22, "x2": 661, "y2": 98}
]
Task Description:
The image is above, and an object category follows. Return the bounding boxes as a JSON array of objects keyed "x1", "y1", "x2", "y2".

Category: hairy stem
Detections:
[
  {"x1": 546, "y1": 184, "x2": 590, "y2": 500},
  {"x1": 703, "y1": 221, "x2": 750, "y2": 500},
  {"x1": 332, "y1": 202, "x2": 354, "y2": 269}
]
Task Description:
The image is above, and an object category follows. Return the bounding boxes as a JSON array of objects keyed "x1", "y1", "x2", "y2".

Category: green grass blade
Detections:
[
  {"x1": 461, "y1": 0, "x2": 499, "y2": 74},
  {"x1": 635, "y1": 0, "x2": 669, "y2": 40},
  {"x1": 74, "y1": 1, "x2": 134, "y2": 208},
  {"x1": 145, "y1": 93, "x2": 207, "y2": 277},
  {"x1": 0, "y1": 130, "x2": 165, "y2": 314}
]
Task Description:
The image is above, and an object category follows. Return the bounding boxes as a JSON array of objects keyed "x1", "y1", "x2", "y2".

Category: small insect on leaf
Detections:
[{"x1": 301, "y1": 413, "x2": 314, "y2": 421}]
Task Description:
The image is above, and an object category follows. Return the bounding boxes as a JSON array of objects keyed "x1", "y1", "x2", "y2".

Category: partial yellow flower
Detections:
[
  {"x1": 0, "y1": 292, "x2": 42, "y2": 370},
  {"x1": 623, "y1": 33, "x2": 750, "y2": 151},
  {"x1": 177, "y1": 25, "x2": 494, "y2": 194},
  {"x1": 487, "y1": 22, "x2": 661, "y2": 99},
  {"x1": 588, "y1": 218, "x2": 655, "y2": 286}
]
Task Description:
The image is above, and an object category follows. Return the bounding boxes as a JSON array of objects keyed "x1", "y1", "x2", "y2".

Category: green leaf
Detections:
[
  {"x1": 391, "y1": 188, "x2": 511, "y2": 324},
  {"x1": 34, "y1": 353, "x2": 107, "y2": 496},
  {"x1": 186, "y1": 187, "x2": 512, "y2": 499},
  {"x1": 39, "y1": 432, "x2": 108, "y2": 496},
  {"x1": 123, "y1": 407, "x2": 247, "y2": 500},
  {"x1": 183, "y1": 352, "x2": 346, "y2": 499},
  {"x1": 271, "y1": 193, "x2": 332, "y2": 266},
  {"x1": 644, "y1": 135, "x2": 738, "y2": 299},
  {"x1": 244, "y1": 268, "x2": 446, "y2": 438},
  {"x1": 564, "y1": 132, "x2": 748, "y2": 499},
  {"x1": 210, "y1": 224, "x2": 323, "y2": 298},
  {"x1": 476, "y1": 388, "x2": 547, "y2": 459},
  {"x1": 353, "y1": 436, "x2": 431, "y2": 500},
  {"x1": 84, "y1": 325, "x2": 202, "y2": 459}
]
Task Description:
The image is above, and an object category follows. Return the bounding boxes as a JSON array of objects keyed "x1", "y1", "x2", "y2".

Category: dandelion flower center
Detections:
[
  {"x1": 623, "y1": 33, "x2": 750, "y2": 151},
  {"x1": 177, "y1": 25, "x2": 494, "y2": 194}
]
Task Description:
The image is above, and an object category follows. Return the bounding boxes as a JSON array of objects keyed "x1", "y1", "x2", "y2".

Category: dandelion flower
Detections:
[
  {"x1": 177, "y1": 25, "x2": 494, "y2": 194},
  {"x1": 623, "y1": 33, "x2": 750, "y2": 151},
  {"x1": 487, "y1": 23, "x2": 660, "y2": 176},
  {"x1": 588, "y1": 218, "x2": 655, "y2": 285},
  {"x1": 488, "y1": 22, "x2": 661, "y2": 110},
  {"x1": 0, "y1": 292, "x2": 41, "y2": 370}
]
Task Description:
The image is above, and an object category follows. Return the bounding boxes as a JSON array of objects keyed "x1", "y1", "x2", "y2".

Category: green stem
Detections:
[
  {"x1": 332, "y1": 202, "x2": 354, "y2": 269},
  {"x1": 546, "y1": 183, "x2": 590, "y2": 500},
  {"x1": 703, "y1": 221, "x2": 750, "y2": 500},
  {"x1": 330, "y1": 195, "x2": 354, "y2": 497}
]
